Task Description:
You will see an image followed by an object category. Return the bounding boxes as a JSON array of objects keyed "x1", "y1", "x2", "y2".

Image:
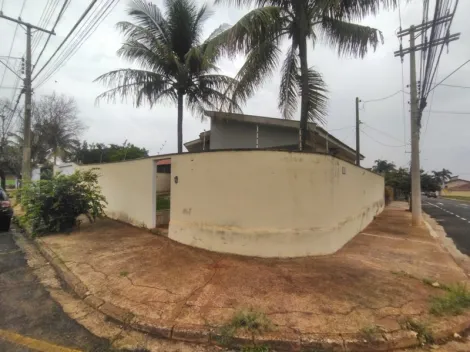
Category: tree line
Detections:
[
  {"x1": 0, "y1": 93, "x2": 148, "y2": 189},
  {"x1": 371, "y1": 159, "x2": 453, "y2": 199}
]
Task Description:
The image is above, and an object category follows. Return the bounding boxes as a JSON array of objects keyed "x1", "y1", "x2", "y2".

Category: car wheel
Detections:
[{"x1": 0, "y1": 217, "x2": 11, "y2": 232}]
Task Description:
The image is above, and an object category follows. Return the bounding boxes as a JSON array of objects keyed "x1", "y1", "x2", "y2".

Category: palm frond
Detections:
[
  {"x1": 127, "y1": 0, "x2": 170, "y2": 44},
  {"x1": 297, "y1": 67, "x2": 328, "y2": 124},
  {"x1": 317, "y1": 16, "x2": 383, "y2": 58},
  {"x1": 94, "y1": 69, "x2": 173, "y2": 107},
  {"x1": 278, "y1": 45, "x2": 299, "y2": 119},
  {"x1": 231, "y1": 38, "x2": 281, "y2": 107},
  {"x1": 315, "y1": 0, "x2": 398, "y2": 21},
  {"x1": 211, "y1": 6, "x2": 286, "y2": 56}
]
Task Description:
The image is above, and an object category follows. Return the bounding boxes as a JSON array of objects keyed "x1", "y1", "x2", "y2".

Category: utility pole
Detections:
[
  {"x1": 408, "y1": 26, "x2": 421, "y2": 225},
  {"x1": 355, "y1": 97, "x2": 361, "y2": 166},
  {"x1": 0, "y1": 12, "x2": 55, "y2": 182},
  {"x1": 394, "y1": 18, "x2": 460, "y2": 226}
]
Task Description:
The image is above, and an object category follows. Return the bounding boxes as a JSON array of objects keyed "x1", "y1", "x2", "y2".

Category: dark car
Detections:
[
  {"x1": 426, "y1": 192, "x2": 437, "y2": 198},
  {"x1": 0, "y1": 188, "x2": 13, "y2": 231}
]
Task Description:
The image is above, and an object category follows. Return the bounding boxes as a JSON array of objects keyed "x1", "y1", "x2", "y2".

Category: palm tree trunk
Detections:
[
  {"x1": 298, "y1": 6, "x2": 309, "y2": 152},
  {"x1": 177, "y1": 92, "x2": 184, "y2": 154}
]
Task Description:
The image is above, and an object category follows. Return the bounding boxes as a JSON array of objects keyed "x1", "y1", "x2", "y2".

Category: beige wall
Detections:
[
  {"x1": 80, "y1": 158, "x2": 156, "y2": 228},
  {"x1": 442, "y1": 189, "x2": 470, "y2": 197},
  {"x1": 169, "y1": 151, "x2": 384, "y2": 257}
]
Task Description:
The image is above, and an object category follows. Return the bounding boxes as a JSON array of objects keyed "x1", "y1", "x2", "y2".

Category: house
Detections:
[
  {"x1": 184, "y1": 111, "x2": 363, "y2": 164},
  {"x1": 442, "y1": 176, "x2": 470, "y2": 197}
]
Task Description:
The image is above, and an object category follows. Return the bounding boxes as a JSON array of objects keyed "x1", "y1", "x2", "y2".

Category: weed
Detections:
[
  {"x1": 401, "y1": 318, "x2": 434, "y2": 345},
  {"x1": 359, "y1": 325, "x2": 380, "y2": 342},
  {"x1": 216, "y1": 309, "x2": 273, "y2": 348},
  {"x1": 119, "y1": 271, "x2": 129, "y2": 277},
  {"x1": 430, "y1": 283, "x2": 470, "y2": 316}
]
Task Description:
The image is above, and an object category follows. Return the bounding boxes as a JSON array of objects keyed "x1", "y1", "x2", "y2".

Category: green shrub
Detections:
[{"x1": 20, "y1": 169, "x2": 106, "y2": 237}]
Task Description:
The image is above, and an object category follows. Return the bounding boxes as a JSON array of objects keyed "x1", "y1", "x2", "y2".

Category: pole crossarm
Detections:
[{"x1": 0, "y1": 12, "x2": 55, "y2": 34}]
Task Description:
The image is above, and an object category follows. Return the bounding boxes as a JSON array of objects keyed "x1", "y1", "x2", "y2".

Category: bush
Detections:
[
  {"x1": 20, "y1": 169, "x2": 106, "y2": 237},
  {"x1": 430, "y1": 283, "x2": 470, "y2": 316}
]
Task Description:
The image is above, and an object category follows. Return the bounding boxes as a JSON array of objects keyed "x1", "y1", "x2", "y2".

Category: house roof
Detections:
[
  {"x1": 185, "y1": 111, "x2": 364, "y2": 159},
  {"x1": 448, "y1": 183, "x2": 470, "y2": 191}
]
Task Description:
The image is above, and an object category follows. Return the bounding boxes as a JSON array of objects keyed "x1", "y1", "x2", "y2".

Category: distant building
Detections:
[
  {"x1": 442, "y1": 176, "x2": 470, "y2": 197},
  {"x1": 184, "y1": 111, "x2": 363, "y2": 164}
]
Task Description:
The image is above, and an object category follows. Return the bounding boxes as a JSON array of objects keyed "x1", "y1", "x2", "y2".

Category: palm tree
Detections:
[
  {"x1": 95, "y1": 0, "x2": 242, "y2": 153},
  {"x1": 214, "y1": 0, "x2": 397, "y2": 150},
  {"x1": 432, "y1": 168, "x2": 452, "y2": 188},
  {"x1": 372, "y1": 159, "x2": 396, "y2": 174}
]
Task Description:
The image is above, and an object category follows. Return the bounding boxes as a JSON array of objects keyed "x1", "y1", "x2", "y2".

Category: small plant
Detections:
[
  {"x1": 120, "y1": 271, "x2": 129, "y2": 277},
  {"x1": 216, "y1": 309, "x2": 273, "y2": 349},
  {"x1": 391, "y1": 270, "x2": 416, "y2": 279},
  {"x1": 401, "y1": 318, "x2": 434, "y2": 345},
  {"x1": 430, "y1": 283, "x2": 470, "y2": 316},
  {"x1": 359, "y1": 325, "x2": 380, "y2": 342},
  {"x1": 19, "y1": 169, "x2": 106, "y2": 237}
]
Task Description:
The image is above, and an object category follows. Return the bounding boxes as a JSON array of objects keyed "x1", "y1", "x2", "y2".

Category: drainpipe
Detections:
[
  {"x1": 256, "y1": 125, "x2": 259, "y2": 148},
  {"x1": 203, "y1": 129, "x2": 206, "y2": 151}
]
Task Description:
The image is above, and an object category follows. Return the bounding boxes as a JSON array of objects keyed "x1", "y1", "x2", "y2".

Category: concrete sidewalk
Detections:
[{"x1": 37, "y1": 202, "x2": 470, "y2": 351}]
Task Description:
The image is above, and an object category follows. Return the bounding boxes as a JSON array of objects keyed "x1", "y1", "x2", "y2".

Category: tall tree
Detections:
[
  {"x1": 0, "y1": 99, "x2": 21, "y2": 188},
  {"x1": 10, "y1": 92, "x2": 85, "y2": 167},
  {"x1": 214, "y1": 0, "x2": 397, "y2": 150},
  {"x1": 372, "y1": 159, "x2": 396, "y2": 174},
  {"x1": 432, "y1": 168, "x2": 452, "y2": 187},
  {"x1": 95, "y1": 0, "x2": 242, "y2": 153},
  {"x1": 72, "y1": 141, "x2": 149, "y2": 164}
]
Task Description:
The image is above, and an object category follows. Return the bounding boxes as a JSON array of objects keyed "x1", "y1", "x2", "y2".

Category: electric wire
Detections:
[
  {"x1": 33, "y1": 0, "x2": 70, "y2": 72},
  {"x1": 35, "y1": 0, "x2": 119, "y2": 89},
  {"x1": 360, "y1": 129, "x2": 407, "y2": 148},
  {"x1": 361, "y1": 122, "x2": 405, "y2": 143},
  {"x1": 0, "y1": 0, "x2": 27, "y2": 89},
  {"x1": 428, "y1": 59, "x2": 470, "y2": 94}
]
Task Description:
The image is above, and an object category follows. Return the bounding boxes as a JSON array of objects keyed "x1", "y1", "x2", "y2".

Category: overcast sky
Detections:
[{"x1": 0, "y1": 0, "x2": 469, "y2": 175}]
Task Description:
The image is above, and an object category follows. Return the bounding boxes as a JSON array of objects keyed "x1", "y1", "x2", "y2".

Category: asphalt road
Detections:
[
  {"x1": 423, "y1": 197, "x2": 470, "y2": 255},
  {"x1": 0, "y1": 230, "x2": 134, "y2": 352}
]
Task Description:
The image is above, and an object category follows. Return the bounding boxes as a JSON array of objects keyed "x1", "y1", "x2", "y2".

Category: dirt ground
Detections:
[{"x1": 39, "y1": 202, "x2": 470, "y2": 348}]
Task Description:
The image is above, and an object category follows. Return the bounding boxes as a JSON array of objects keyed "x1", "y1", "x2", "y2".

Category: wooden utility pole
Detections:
[
  {"x1": 355, "y1": 97, "x2": 360, "y2": 166},
  {"x1": 0, "y1": 13, "x2": 55, "y2": 182},
  {"x1": 394, "y1": 18, "x2": 460, "y2": 226}
]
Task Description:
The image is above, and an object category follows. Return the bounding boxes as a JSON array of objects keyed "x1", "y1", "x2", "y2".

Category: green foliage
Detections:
[
  {"x1": 359, "y1": 324, "x2": 381, "y2": 342},
  {"x1": 430, "y1": 283, "x2": 470, "y2": 316},
  {"x1": 401, "y1": 318, "x2": 434, "y2": 345},
  {"x1": 19, "y1": 170, "x2": 107, "y2": 237},
  {"x1": 95, "y1": 0, "x2": 242, "y2": 153},
  {"x1": 217, "y1": 309, "x2": 273, "y2": 348},
  {"x1": 72, "y1": 141, "x2": 149, "y2": 164},
  {"x1": 156, "y1": 195, "x2": 170, "y2": 211},
  {"x1": 241, "y1": 346, "x2": 270, "y2": 352}
]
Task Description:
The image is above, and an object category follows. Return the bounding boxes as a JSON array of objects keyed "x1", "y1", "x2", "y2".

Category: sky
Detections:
[{"x1": 0, "y1": 0, "x2": 469, "y2": 176}]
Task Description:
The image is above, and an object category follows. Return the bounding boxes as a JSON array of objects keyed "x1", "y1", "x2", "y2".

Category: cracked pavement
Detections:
[{"x1": 39, "y1": 202, "x2": 470, "y2": 342}]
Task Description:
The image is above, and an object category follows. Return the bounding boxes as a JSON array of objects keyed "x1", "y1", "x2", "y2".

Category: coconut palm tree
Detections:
[
  {"x1": 95, "y1": 0, "x2": 242, "y2": 153},
  {"x1": 214, "y1": 0, "x2": 397, "y2": 150}
]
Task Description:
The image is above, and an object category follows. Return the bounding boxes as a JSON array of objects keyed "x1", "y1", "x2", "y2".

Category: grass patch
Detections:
[
  {"x1": 216, "y1": 309, "x2": 273, "y2": 348},
  {"x1": 430, "y1": 283, "x2": 470, "y2": 316},
  {"x1": 156, "y1": 195, "x2": 170, "y2": 211},
  {"x1": 119, "y1": 271, "x2": 129, "y2": 277},
  {"x1": 359, "y1": 325, "x2": 381, "y2": 342},
  {"x1": 401, "y1": 318, "x2": 434, "y2": 345}
]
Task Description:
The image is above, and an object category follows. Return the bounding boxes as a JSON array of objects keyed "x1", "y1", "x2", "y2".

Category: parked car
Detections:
[
  {"x1": 426, "y1": 192, "x2": 437, "y2": 198},
  {"x1": 0, "y1": 188, "x2": 13, "y2": 231}
]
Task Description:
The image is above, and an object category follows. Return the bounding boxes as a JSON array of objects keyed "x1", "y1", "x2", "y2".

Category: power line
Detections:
[
  {"x1": 32, "y1": 0, "x2": 100, "y2": 82},
  {"x1": 428, "y1": 59, "x2": 470, "y2": 94},
  {"x1": 362, "y1": 90, "x2": 410, "y2": 104},
  {"x1": 33, "y1": 0, "x2": 70, "y2": 72},
  {"x1": 327, "y1": 125, "x2": 355, "y2": 132},
  {"x1": 35, "y1": 0, "x2": 119, "y2": 89},
  {"x1": 361, "y1": 122, "x2": 404, "y2": 143},
  {"x1": 0, "y1": 0, "x2": 27, "y2": 89},
  {"x1": 361, "y1": 129, "x2": 407, "y2": 148},
  {"x1": 31, "y1": 0, "x2": 58, "y2": 53},
  {"x1": 440, "y1": 83, "x2": 470, "y2": 89}
]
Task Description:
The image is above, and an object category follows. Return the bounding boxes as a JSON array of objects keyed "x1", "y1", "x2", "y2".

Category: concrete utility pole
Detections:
[
  {"x1": 355, "y1": 97, "x2": 360, "y2": 166},
  {"x1": 0, "y1": 13, "x2": 55, "y2": 182},
  {"x1": 408, "y1": 26, "x2": 421, "y2": 225},
  {"x1": 394, "y1": 18, "x2": 460, "y2": 226}
]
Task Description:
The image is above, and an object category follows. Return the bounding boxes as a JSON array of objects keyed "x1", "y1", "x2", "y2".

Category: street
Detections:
[
  {"x1": 423, "y1": 197, "x2": 470, "y2": 255},
  {"x1": 0, "y1": 230, "x2": 123, "y2": 352}
]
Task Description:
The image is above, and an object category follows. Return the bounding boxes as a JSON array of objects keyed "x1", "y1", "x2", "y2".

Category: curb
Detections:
[{"x1": 32, "y1": 236, "x2": 469, "y2": 352}]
